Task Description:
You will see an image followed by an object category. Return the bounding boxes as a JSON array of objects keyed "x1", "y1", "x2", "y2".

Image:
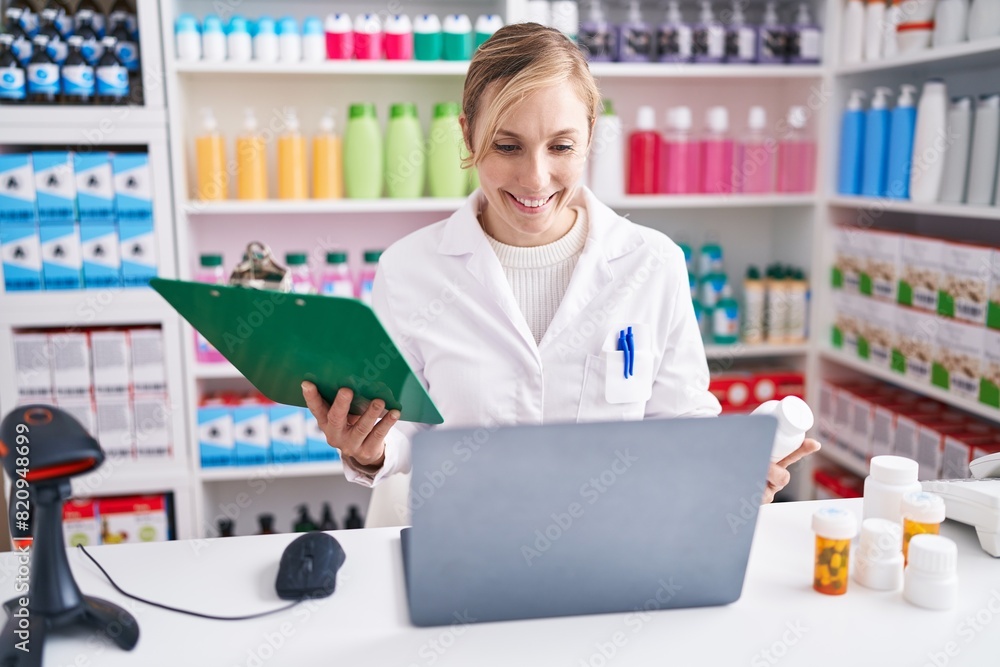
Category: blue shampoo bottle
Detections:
[
  {"x1": 886, "y1": 84, "x2": 918, "y2": 200},
  {"x1": 838, "y1": 89, "x2": 867, "y2": 196},
  {"x1": 861, "y1": 86, "x2": 893, "y2": 197}
]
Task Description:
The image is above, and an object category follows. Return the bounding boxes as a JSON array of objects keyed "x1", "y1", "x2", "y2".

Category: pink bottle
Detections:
[
  {"x1": 319, "y1": 251, "x2": 355, "y2": 297},
  {"x1": 324, "y1": 13, "x2": 353, "y2": 59},
  {"x1": 383, "y1": 14, "x2": 414, "y2": 60},
  {"x1": 358, "y1": 250, "x2": 382, "y2": 305},
  {"x1": 700, "y1": 106, "x2": 735, "y2": 194},
  {"x1": 663, "y1": 106, "x2": 699, "y2": 195},
  {"x1": 627, "y1": 106, "x2": 662, "y2": 194},
  {"x1": 737, "y1": 106, "x2": 775, "y2": 194},
  {"x1": 353, "y1": 13, "x2": 383, "y2": 60},
  {"x1": 777, "y1": 106, "x2": 816, "y2": 193},
  {"x1": 194, "y1": 253, "x2": 226, "y2": 363}
]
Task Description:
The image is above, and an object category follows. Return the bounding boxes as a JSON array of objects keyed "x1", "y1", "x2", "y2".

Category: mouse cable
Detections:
[{"x1": 77, "y1": 544, "x2": 303, "y2": 621}]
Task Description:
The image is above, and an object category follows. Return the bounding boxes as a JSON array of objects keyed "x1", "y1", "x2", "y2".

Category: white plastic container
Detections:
[
  {"x1": 909, "y1": 79, "x2": 948, "y2": 204},
  {"x1": 863, "y1": 455, "x2": 923, "y2": 523},
  {"x1": 938, "y1": 96, "x2": 973, "y2": 203},
  {"x1": 864, "y1": 0, "x2": 886, "y2": 61},
  {"x1": 967, "y1": 0, "x2": 1000, "y2": 41},
  {"x1": 883, "y1": 1, "x2": 902, "y2": 58},
  {"x1": 278, "y1": 17, "x2": 302, "y2": 63},
  {"x1": 896, "y1": 0, "x2": 938, "y2": 53},
  {"x1": 227, "y1": 16, "x2": 252, "y2": 62},
  {"x1": 933, "y1": 0, "x2": 969, "y2": 48},
  {"x1": 853, "y1": 518, "x2": 904, "y2": 591},
  {"x1": 201, "y1": 14, "x2": 226, "y2": 62},
  {"x1": 590, "y1": 99, "x2": 624, "y2": 200},
  {"x1": 966, "y1": 94, "x2": 1000, "y2": 205},
  {"x1": 174, "y1": 14, "x2": 201, "y2": 62},
  {"x1": 253, "y1": 16, "x2": 279, "y2": 63},
  {"x1": 302, "y1": 17, "x2": 326, "y2": 62},
  {"x1": 904, "y1": 534, "x2": 959, "y2": 610},
  {"x1": 841, "y1": 0, "x2": 865, "y2": 65},
  {"x1": 751, "y1": 395, "x2": 814, "y2": 462}
]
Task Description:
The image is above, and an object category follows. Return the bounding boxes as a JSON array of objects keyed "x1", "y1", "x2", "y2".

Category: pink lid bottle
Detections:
[
  {"x1": 354, "y1": 13, "x2": 383, "y2": 60},
  {"x1": 737, "y1": 106, "x2": 775, "y2": 194},
  {"x1": 324, "y1": 13, "x2": 353, "y2": 60},
  {"x1": 777, "y1": 106, "x2": 816, "y2": 193},
  {"x1": 663, "y1": 106, "x2": 699, "y2": 195},
  {"x1": 194, "y1": 253, "x2": 226, "y2": 363},
  {"x1": 627, "y1": 105, "x2": 662, "y2": 194},
  {"x1": 700, "y1": 106, "x2": 734, "y2": 194},
  {"x1": 384, "y1": 14, "x2": 413, "y2": 60}
]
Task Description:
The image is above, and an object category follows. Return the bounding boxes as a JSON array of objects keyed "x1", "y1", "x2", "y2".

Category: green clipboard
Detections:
[{"x1": 150, "y1": 278, "x2": 443, "y2": 424}]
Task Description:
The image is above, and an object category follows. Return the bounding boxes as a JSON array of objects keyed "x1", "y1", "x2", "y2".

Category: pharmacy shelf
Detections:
[
  {"x1": 608, "y1": 194, "x2": 817, "y2": 210},
  {"x1": 194, "y1": 361, "x2": 242, "y2": 379},
  {"x1": 828, "y1": 196, "x2": 1000, "y2": 221},
  {"x1": 835, "y1": 36, "x2": 1000, "y2": 76},
  {"x1": 821, "y1": 347, "x2": 1000, "y2": 422},
  {"x1": 0, "y1": 289, "x2": 175, "y2": 327},
  {"x1": 815, "y1": 442, "x2": 869, "y2": 479},
  {"x1": 173, "y1": 60, "x2": 824, "y2": 80},
  {"x1": 183, "y1": 198, "x2": 467, "y2": 216},
  {"x1": 705, "y1": 342, "x2": 810, "y2": 359},
  {"x1": 69, "y1": 464, "x2": 193, "y2": 499},
  {"x1": 0, "y1": 106, "x2": 168, "y2": 131},
  {"x1": 199, "y1": 461, "x2": 344, "y2": 482}
]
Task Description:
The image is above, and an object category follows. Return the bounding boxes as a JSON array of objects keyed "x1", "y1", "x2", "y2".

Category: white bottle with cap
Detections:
[
  {"x1": 967, "y1": 0, "x2": 1000, "y2": 42},
  {"x1": 278, "y1": 17, "x2": 302, "y2": 63},
  {"x1": 253, "y1": 16, "x2": 279, "y2": 63},
  {"x1": 853, "y1": 518, "x2": 905, "y2": 591},
  {"x1": 910, "y1": 79, "x2": 949, "y2": 204},
  {"x1": 863, "y1": 455, "x2": 923, "y2": 523},
  {"x1": 904, "y1": 534, "x2": 959, "y2": 610},
  {"x1": 967, "y1": 94, "x2": 1000, "y2": 205},
  {"x1": 551, "y1": 1, "x2": 579, "y2": 41},
  {"x1": 201, "y1": 14, "x2": 226, "y2": 62},
  {"x1": 302, "y1": 17, "x2": 326, "y2": 62},
  {"x1": 933, "y1": 0, "x2": 969, "y2": 48},
  {"x1": 174, "y1": 14, "x2": 201, "y2": 62},
  {"x1": 938, "y1": 96, "x2": 973, "y2": 203},
  {"x1": 227, "y1": 16, "x2": 252, "y2": 62},
  {"x1": 590, "y1": 99, "x2": 624, "y2": 201},
  {"x1": 883, "y1": 1, "x2": 902, "y2": 58},
  {"x1": 750, "y1": 396, "x2": 814, "y2": 462},
  {"x1": 841, "y1": 0, "x2": 864, "y2": 65},
  {"x1": 863, "y1": 0, "x2": 885, "y2": 62}
]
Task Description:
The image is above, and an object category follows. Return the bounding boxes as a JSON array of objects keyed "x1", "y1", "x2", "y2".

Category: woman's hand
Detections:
[
  {"x1": 762, "y1": 438, "x2": 822, "y2": 504},
  {"x1": 301, "y1": 382, "x2": 401, "y2": 469}
]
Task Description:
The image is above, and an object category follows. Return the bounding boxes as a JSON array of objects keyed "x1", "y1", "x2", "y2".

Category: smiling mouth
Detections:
[{"x1": 507, "y1": 192, "x2": 556, "y2": 209}]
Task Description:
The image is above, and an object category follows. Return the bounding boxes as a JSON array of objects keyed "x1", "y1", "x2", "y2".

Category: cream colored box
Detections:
[
  {"x1": 939, "y1": 240, "x2": 991, "y2": 325},
  {"x1": 899, "y1": 235, "x2": 943, "y2": 312},
  {"x1": 894, "y1": 306, "x2": 939, "y2": 384},
  {"x1": 862, "y1": 230, "x2": 901, "y2": 302},
  {"x1": 981, "y1": 328, "x2": 1000, "y2": 408},
  {"x1": 832, "y1": 292, "x2": 864, "y2": 357},
  {"x1": 932, "y1": 317, "x2": 985, "y2": 400},
  {"x1": 863, "y1": 300, "x2": 896, "y2": 369},
  {"x1": 832, "y1": 226, "x2": 865, "y2": 294}
]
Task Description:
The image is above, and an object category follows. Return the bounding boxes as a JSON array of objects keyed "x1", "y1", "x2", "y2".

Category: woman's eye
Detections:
[
  {"x1": 552, "y1": 145, "x2": 574, "y2": 153},
  {"x1": 494, "y1": 144, "x2": 518, "y2": 153}
]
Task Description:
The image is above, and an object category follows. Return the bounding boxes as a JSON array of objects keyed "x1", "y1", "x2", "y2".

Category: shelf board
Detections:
[
  {"x1": 183, "y1": 198, "x2": 466, "y2": 216},
  {"x1": 194, "y1": 361, "x2": 242, "y2": 379},
  {"x1": 815, "y1": 442, "x2": 869, "y2": 478},
  {"x1": 820, "y1": 348, "x2": 1000, "y2": 423},
  {"x1": 835, "y1": 36, "x2": 1000, "y2": 75},
  {"x1": 174, "y1": 61, "x2": 824, "y2": 79},
  {"x1": 705, "y1": 342, "x2": 810, "y2": 359},
  {"x1": 0, "y1": 106, "x2": 167, "y2": 131},
  {"x1": 71, "y1": 464, "x2": 192, "y2": 498},
  {"x1": 0, "y1": 289, "x2": 173, "y2": 327},
  {"x1": 199, "y1": 460, "x2": 344, "y2": 482},
  {"x1": 828, "y1": 195, "x2": 1000, "y2": 221},
  {"x1": 608, "y1": 194, "x2": 816, "y2": 209}
]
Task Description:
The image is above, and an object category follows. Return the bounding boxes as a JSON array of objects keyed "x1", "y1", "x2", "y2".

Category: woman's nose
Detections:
[{"x1": 519, "y1": 152, "x2": 550, "y2": 191}]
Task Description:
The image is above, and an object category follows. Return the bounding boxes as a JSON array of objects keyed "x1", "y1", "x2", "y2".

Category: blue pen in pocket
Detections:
[
  {"x1": 626, "y1": 326, "x2": 634, "y2": 377},
  {"x1": 617, "y1": 329, "x2": 629, "y2": 379}
]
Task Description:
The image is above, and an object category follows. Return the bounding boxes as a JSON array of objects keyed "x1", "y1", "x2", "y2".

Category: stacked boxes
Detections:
[
  {"x1": 830, "y1": 226, "x2": 1000, "y2": 411},
  {"x1": 198, "y1": 392, "x2": 340, "y2": 468},
  {"x1": 708, "y1": 369, "x2": 805, "y2": 414},
  {"x1": 61, "y1": 494, "x2": 172, "y2": 547},
  {"x1": 817, "y1": 378, "x2": 1000, "y2": 479},
  {"x1": 0, "y1": 151, "x2": 156, "y2": 293},
  {"x1": 12, "y1": 326, "x2": 172, "y2": 462}
]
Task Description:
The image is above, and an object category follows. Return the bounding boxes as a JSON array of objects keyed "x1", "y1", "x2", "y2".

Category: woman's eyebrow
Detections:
[{"x1": 496, "y1": 128, "x2": 582, "y2": 139}]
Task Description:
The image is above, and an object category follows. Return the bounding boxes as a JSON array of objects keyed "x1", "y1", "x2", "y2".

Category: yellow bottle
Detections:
[
  {"x1": 312, "y1": 109, "x2": 343, "y2": 199},
  {"x1": 277, "y1": 107, "x2": 308, "y2": 199},
  {"x1": 236, "y1": 108, "x2": 268, "y2": 200},
  {"x1": 195, "y1": 108, "x2": 228, "y2": 201}
]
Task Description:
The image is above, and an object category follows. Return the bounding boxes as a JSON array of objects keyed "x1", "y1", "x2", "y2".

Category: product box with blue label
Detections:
[
  {"x1": 0, "y1": 154, "x2": 38, "y2": 223},
  {"x1": 1, "y1": 222, "x2": 42, "y2": 291},
  {"x1": 80, "y1": 221, "x2": 122, "y2": 288},
  {"x1": 119, "y1": 219, "x2": 156, "y2": 287},
  {"x1": 270, "y1": 405, "x2": 306, "y2": 463},
  {"x1": 39, "y1": 222, "x2": 82, "y2": 290},
  {"x1": 75, "y1": 153, "x2": 116, "y2": 222},
  {"x1": 111, "y1": 153, "x2": 152, "y2": 222},
  {"x1": 304, "y1": 408, "x2": 341, "y2": 462},
  {"x1": 198, "y1": 402, "x2": 235, "y2": 467},
  {"x1": 33, "y1": 151, "x2": 77, "y2": 223},
  {"x1": 233, "y1": 403, "x2": 269, "y2": 466}
]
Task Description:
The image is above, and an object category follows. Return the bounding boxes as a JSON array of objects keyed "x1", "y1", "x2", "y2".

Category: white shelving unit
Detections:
[{"x1": 828, "y1": 196, "x2": 1000, "y2": 222}]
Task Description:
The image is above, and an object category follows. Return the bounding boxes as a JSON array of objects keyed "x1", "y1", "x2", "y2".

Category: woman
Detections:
[{"x1": 303, "y1": 23, "x2": 820, "y2": 524}]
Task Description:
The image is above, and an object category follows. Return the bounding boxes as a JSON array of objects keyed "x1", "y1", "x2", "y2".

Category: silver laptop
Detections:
[{"x1": 401, "y1": 415, "x2": 777, "y2": 627}]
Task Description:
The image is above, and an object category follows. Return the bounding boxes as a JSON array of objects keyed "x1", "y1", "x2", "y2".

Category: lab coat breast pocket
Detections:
[{"x1": 577, "y1": 350, "x2": 653, "y2": 421}]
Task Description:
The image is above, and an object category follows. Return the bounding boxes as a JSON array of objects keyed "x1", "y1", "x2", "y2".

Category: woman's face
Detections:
[{"x1": 462, "y1": 81, "x2": 591, "y2": 247}]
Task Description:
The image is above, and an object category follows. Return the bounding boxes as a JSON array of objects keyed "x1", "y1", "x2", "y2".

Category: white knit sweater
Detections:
[{"x1": 484, "y1": 207, "x2": 589, "y2": 344}]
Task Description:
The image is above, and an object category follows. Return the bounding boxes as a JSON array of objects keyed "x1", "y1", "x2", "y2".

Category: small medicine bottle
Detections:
[
  {"x1": 811, "y1": 507, "x2": 857, "y2": 595},
  {"x1": 751, "y1": 395, "x2": 814, "y2": 462},
  {"x1": 901, "y1": 491, "x2": 945, "y2": 565},
  {"x1": 863, "y1": 455, "x2": 922, "y2": 523},
  {"x1": 904, "y1": 534, "x2": 958, "y2": 610}
]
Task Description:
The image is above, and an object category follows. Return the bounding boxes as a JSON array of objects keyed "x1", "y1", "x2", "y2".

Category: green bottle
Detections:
[
  {"x1": 442, "y1": 14, "x2": 473, "y2": 60},
  {"x1": 343, "y1": 102, "x2": 383, "y2": 198},
  {"x1": 427, "y1": 102, "x2": 467, "y2": 197},
  {"x1": 385, "y1": 102, "x2": 425, "y2": 198},
  {"x1": 414, "y1": 14, "x2": 442, "y2": 61},
  {"x1": 474, "y1": 15, "x2": 504, "y2": 50}
]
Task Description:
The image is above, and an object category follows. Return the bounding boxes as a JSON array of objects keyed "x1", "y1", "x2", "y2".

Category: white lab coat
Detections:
[{"x1": 345, "y1": 187, "x2": 721, "y2": 525}]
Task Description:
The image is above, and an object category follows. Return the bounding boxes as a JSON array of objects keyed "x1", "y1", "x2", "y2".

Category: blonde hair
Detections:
[{"x1": 462, "y1": 23, "x2": 601, "y2": 168}]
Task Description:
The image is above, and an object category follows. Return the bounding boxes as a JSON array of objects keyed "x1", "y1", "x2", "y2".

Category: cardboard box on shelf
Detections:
[
  {"x1": 1, "y1": 222, "x2": 42, "y2": 292},
  {"x1": 304, "y1": 408, "x2": 340, "y2": 462},
  {"x1": 128, "y1": 328, "x2": 166, "y2": 394},
  {"x1": 916, "y1": 419, "x2": 972, "y2": 481},
  {"x1": 708, "y1": 372, "x2": 756, "y2": 413},
  {"x1": 899, "y1": 235, "x2": 943, "y2": 313},
  {"x1": 894, "y1": 306, "x2": 940, "y2": 383},
  {"x1": 862, "y1": 230, "x2": 901, "y2": 303},
  {"x1": 0, "y1": 154, "x2": 38, "y2": 224},
  {"x1": 80, "y1": 220, "x2": 122, "y2": 288},
  {"x1": 13, "y1": 332, "x2": 52, "y2": 400},
  {"x1": 111, "y1": 154, "x2": 152, "y2": 223},
  {"x1": 939, "y1": 240, "x2": 991, "y2": 326},
  {"x1": 832, "y1": 226, "x2": 864, "y2": 294},
  {"x1": 98, "y1": 495, "x2": 170, "y2": 544},
  {"x1": 62, "y1": 499, "x2": 99, "y2": 547},
  {"x1": 862, "y1": 300, "x2": 896, "y2": 367},
  {"x1": 50, "y1": 331, "x2": 90, "y2": 402},
  {"x1": 813, "y1": 467, "x2": 864, "y2": 500},
  {"x1": 942, "y1": 427, "x2": 999, "y2": 479},
  {"x1": 55, "y1": 397, "x2": 96, "y2": 438},
  {"x1": 198, "y1": 397, "x2": 235, "y2": 468},
  {"x1": 95, "y1": 397, "x2": 134, "y2": 460},
  {"x1": 932, "y1": 317, "x2": 985, "y2": 400},
  {"x1": 119, "y1": 218, "x2": 157, "y2": 288},
  {"x1": 33, "y1": 152, "x2": 77, "y2": 223},
  {"x1": 233, "y1": 399, "x2": 269, "y2": 466},
  {"x1": 39, "y1": 221, "x2": 82, "y2": 290},
  {"x1": 270, "y1": 404, "x2": 306, "y2": 464},
  {"x1": 980, "y1": 328, "x2": 1000, "y2": 408},
  {"x1": 133, "y1": 394, "x2": 172, "y2": 460},
  {"x1": 74, "y1": 153, "x2": 116, "y2": 223},
  {"x1": 90, "y1": 330, "x2": 130, "y2": 396}
]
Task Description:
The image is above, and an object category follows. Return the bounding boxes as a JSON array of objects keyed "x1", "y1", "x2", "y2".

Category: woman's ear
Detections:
[{"x1": 459, "y1": 114, "x2": 474, "y2": 154}]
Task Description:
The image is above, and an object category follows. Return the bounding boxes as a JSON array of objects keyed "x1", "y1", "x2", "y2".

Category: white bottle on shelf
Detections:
[
  {"x1": 201, "y1": 14, "x2": 226, "y2": 62},
  {"x1": 967, "y1": 0, "x2": 1000, "y2": 42},
  {"x1": 589, "y1": 99, "x2": 624, "y2": 201},
  {"x1": 841, "y1": 0, "x2": 865, "y2": 65},
  {"x1": 909, "y1": 79, "x2": 948, "y2": 204},
  {"x1": 227, "y1": 16, "x2": 252, "y2": 62},
  {"x1": 933, "y1": 0, "x2": 969, "y2": 48},
  {"x1": 938, "y1": 96, "x2": 973, "y2": 203},
  {"x1": 278, "y1": 17, "x2": 302, "y2": 63},
  {"x1": 253, "y1": 16, "x2": 279, "y2": 63},
  {"x1": 174, "y1": 14, "x2": 200, "y2": 62},
  {"x1": 966, "y1": 94, "x2": 1000, "y2": 205},
  {"x1": 863, "y1": 0, "x2": 886, "y2": 62},
  {"x1": 883, "y1": 0, "x2": 902, "y2": 58},
  {"x1": 302, "y1": 18, "x2": 326, "y2": 62}
]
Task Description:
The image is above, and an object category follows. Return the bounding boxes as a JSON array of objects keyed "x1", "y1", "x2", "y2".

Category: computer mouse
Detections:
[{"x1": 275, "y1": 532, "x2": 346, "y2": 600}]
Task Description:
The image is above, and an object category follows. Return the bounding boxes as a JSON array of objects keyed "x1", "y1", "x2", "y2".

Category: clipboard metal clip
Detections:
[{"x1": 229, "y1": 241, "x2": 293, "y2": 292}]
